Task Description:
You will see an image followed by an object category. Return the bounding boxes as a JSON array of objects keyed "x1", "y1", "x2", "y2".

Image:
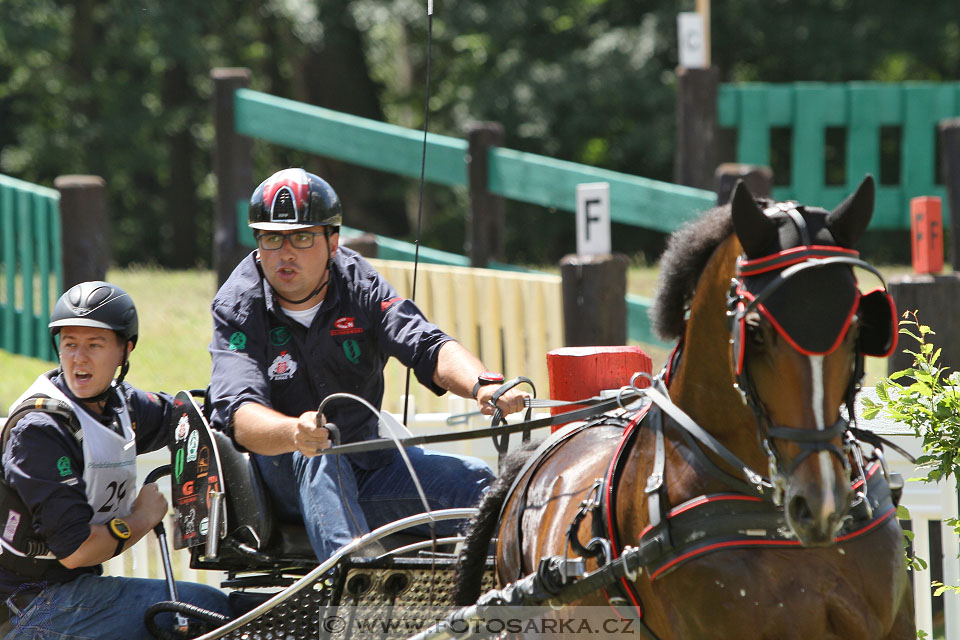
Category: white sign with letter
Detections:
[
  {"x1": 576, "y1": 182, "x2": 611, "y2": 256},
  {"x1": 677, "y1": 12, "x2": 707, "y2": 69}
]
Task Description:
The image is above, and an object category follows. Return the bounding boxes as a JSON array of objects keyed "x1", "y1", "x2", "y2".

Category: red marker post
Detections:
[
  {"x1": 910, "y1": 196, "x2": 943, "y2": 274},
  {"x1": 546, "y1": 346, "x2": 652, "y2": 432}
]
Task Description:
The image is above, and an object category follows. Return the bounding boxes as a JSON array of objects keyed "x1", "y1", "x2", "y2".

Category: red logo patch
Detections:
[
  {"x1": 331, "y1": 317, "x2": 363, "y2": 336},
  {"x1": 381, "y1": 297, "x2": 403, "y2": 312}
]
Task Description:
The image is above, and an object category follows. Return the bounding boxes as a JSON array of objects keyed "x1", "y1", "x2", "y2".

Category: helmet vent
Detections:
[{"x1": 271, "y1": 187, "x2": 298, "y2": 222}]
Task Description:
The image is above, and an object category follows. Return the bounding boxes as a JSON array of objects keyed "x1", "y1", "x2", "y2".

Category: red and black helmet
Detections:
[{"x1": 248, "y1": 168, "x2": 342, "y2": 231}]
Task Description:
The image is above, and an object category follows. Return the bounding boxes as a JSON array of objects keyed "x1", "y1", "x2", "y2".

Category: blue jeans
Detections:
[
  {"x1": 254, "y1": 447, "x2": 494, "y2": 561},
  {"x1": 3, "y1": 573, "x2": 231, "y2": 639}
]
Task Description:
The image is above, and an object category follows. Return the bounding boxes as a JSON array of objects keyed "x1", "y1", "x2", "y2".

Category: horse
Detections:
[{"x1": 454, "y1": 176, "x2": 914, "y2": 640}]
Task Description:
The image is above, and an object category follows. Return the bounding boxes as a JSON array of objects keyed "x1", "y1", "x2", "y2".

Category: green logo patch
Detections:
[
  {"x1": 57, "y1": 456, "x2": 72, "y2": 477},
  {"x1": 343, "y1": 339, "x2": 361, "y2": 364},
  {"x1": 270, "y1": 327, "x2": 291, "y2": 346},
  {"x1": 228, "y1": 331, "x2": 247, "y2": 351}
]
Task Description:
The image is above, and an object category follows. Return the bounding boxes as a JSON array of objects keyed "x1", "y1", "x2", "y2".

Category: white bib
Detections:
[{"x1": 10, "y1": 376, "x2": 137, "y2": 524}]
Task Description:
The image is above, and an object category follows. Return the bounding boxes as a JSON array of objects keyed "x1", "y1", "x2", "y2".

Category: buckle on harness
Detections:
[{"x1": 644, "y1": 473, "x2": 663, "y2": 494}]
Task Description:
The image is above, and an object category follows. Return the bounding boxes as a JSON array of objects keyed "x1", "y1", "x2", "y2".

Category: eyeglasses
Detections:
[{"x1": 256, "y1": 231, "x2": 326, "y2": 251}]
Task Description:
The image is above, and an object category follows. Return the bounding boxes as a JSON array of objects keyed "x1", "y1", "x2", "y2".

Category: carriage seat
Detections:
[{"x1": 189, "y1": 429, "x2": 317, "y2": 572}]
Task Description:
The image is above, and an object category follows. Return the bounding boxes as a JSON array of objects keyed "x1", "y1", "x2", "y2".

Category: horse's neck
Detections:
[{"x1": 668, "y1": 236, "x2": 766, "y2": 470}]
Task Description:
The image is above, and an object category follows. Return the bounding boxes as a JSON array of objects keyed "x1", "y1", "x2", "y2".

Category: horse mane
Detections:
[{"x1": 650, "y1": 205, "x2": 734, "y2": 341}]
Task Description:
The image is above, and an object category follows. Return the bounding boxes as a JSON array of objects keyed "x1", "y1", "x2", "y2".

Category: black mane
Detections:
[{"x1": 649, "y1": 205, "x2": 734, "y2": 340}]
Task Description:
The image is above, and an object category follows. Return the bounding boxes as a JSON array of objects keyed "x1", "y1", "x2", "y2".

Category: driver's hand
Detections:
[
  {"x1": 295, "y1": 410, "x2": 330, "y2": 456},
  {"x1": 476, "y1": 386, "x2": 528, "y2": 417}
]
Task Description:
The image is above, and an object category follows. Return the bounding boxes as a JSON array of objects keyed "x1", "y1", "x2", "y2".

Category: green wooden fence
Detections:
[
  {"x1": 718, "y1": 82, "x2": 960, "y2": 228},
  {"x1": 0, "y1": 174, "x2": 61, "y2": 361}
]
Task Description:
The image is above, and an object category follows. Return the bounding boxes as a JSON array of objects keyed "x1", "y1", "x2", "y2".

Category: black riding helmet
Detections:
[
  {"x1": 49, "y1": 281, "x2": 138, "y2": 399},
  {"x1": 249, "y1": 168, "x2": 342, "y2": 305},
  {"x1": 248, "y1": 168, "x2": 342, "y2": 231}
]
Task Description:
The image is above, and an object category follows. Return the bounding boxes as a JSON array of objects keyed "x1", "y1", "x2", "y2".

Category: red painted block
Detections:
[
  {"x1": 546, "y1": 346, "x2": 653, "y2": 432},
  {"x1": 911, "y1": 196, "x2": 943, "y2": 274}
]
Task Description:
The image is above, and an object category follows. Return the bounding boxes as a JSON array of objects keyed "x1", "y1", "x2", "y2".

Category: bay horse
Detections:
[{"x1": 455, "y1": 176, "x2": 914, "y2": 639}]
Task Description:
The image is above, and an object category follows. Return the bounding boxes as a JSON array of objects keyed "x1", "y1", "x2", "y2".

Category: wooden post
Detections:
[
  {"x1": 939, "y1": 118, "x2": 960, "y2": 269},
  {"x1": 466, "y1": 122, "x2": 505, "y2": 268},
  {"x1": 340, "y1": 233, "x2": 379, "y2": 259},
  {"x1": 212, "y1": 67, "x2": 253, "y2": 287},
  {"x1": 54, "y1": 175, "x2": 109, "y2": 290},
  {"x1": 674, "y1": 66, "x2": 718, "y2": 191},
  {"x1": 696, "y1": 0, "x2": 711, "y2": 67},
  {"x1": 888, "y1": 274, "x2": 960, "y2": 375},
  {"x1": 559, "y1": 253, "x2": 628, "y2": 346},
  {"x1": 715, "y1": 163, "x2": 774, "y2": 205}
]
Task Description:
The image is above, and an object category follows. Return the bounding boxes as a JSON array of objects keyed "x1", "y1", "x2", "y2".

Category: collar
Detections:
[{"x1": 257, "y1": 252, "x2": 342, "y2": 321}]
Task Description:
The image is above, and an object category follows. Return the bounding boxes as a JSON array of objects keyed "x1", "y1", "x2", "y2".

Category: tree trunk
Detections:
[{"x1": 163, "y1": 62, "x2": 198, "y2": 268}]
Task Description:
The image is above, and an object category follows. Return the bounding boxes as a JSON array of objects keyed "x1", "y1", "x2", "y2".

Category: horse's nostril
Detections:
[{"x1": 788, "y1": 494, "x2": 813, "y2": 525}]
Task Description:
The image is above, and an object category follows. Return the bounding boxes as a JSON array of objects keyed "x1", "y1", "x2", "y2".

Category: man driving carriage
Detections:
[
  {"x1": 0, "y1": 282, "x2": 230, "y2": 638},
  {"x1": 208, "y1": 168, "x2": 528, "y2": 562}
]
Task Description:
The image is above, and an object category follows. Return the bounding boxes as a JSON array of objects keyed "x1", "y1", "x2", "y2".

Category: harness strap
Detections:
[
  {"x1": 318, "y1": 393, "x2": 636, "y2": 456},
  {"x1": 489, "y1": 377, "x2": 535, "y2": 466},
  {"x1": 642, "y1": 387, "x2": 771, "y2": 496},
  {"x1": 644, "y1": 408, "x2": 669, "y2": 545}
]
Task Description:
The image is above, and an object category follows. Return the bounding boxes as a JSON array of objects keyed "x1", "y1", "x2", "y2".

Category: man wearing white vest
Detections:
[{"x1": 0, "y1": 281, "x2": 230, "y2": 638}]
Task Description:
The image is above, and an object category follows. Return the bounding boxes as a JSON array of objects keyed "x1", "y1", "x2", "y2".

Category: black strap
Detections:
[
  {"x1": 490, "y1": 377, "x2": 536, "y2": 466},
  {"x1": 848, "y1": 427, "x2": 917, "y2": 464},
  {"x1": 645, "y1": 407, "x2": 668, "y2": 541},
  {"x1": 318, "y1": 393, "x2": 636, "y2": 457},
  {"x1": 3, "y1": 395, "x2": 82, "y2": 453},
  {"x1": 641, "y1": 387, "x2": 770, "y2": 495}
]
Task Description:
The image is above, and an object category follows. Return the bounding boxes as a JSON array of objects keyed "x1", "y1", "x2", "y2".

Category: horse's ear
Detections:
[
  {"x1": 731, "y1": 180, "x2": 777, "y2": 258},
  {"x1": 827, "y1": 175, "x2": 874, "y2": 248}
]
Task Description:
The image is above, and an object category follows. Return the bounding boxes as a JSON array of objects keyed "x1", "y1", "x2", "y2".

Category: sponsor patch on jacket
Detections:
[
  {"x1": 268, "y1": 351, "x2": 298, "y2": 381},
  {"x1": 228, "y1": 331, "x2": 247, "y2": 351},
  {"x1": 330, "y1": 317, "x2": 363, "y2": 336},
  {"x1": 270, "y1": 326, "x2": 291, "y2": 346},
  {"x1": 381, "y1": 296, "x2": 403, "y2": 312}
]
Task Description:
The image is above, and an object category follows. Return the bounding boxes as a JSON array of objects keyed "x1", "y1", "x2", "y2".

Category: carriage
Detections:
[{"x1": 145, "y1": 177, "x2": 915, "y2": 640}]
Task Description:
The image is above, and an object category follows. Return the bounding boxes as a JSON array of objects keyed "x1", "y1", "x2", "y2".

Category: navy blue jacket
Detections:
[
  {"x1": 0, "y1": 375, "x2": 172, "y2": 598},
  {"x1": 208, "y1": 248, "x2": 451, "y2": 469}
]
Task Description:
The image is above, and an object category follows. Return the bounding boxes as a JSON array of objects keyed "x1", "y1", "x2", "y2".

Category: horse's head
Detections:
[{"x1": 727, "y1": 176, "x2": 897, "y2": 546}]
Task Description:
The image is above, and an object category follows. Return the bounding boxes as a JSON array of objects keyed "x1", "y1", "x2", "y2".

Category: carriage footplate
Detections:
[
  {"x1": 322, "y1": 556, "x2": 495, "y2": 640},
  {"x1": 215, "y1": 555, "x2": 495, "y2": 639}
]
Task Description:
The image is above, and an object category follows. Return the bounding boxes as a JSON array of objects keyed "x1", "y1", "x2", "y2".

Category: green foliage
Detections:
[
  {"x1": 863, "y1": 312, "x2": 960, "y2": 497},
  {"x1": 866, "y1": 312, "x2": 960, "y2": 597}
]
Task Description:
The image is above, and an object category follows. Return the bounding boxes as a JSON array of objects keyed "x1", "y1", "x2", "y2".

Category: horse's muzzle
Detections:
[{"x1": 785, "y1": 477, "x2": 852, "y2": 547}]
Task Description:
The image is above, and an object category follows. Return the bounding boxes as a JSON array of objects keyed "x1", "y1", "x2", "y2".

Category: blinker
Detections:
[{"x1": 729, "y1": 247, "x2": 897, "y2": 374}]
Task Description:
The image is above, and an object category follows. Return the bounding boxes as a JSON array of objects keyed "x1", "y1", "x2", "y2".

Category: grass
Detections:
[
  {"x1": 1, "y1": 262, "x2": 909, "y2": 411},
  {"x1": 1, "y1": 267, "x2": 218, "y2": 410}
]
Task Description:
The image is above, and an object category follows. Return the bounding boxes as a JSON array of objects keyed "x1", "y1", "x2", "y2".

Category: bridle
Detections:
[{"x1": 725, "y1": 201, "x2": 897, "y2": 504}]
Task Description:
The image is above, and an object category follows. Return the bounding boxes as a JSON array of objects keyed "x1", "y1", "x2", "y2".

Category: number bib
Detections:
[{"x1": 16, "y1": 376, "x2": 137, "y2": 524}]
